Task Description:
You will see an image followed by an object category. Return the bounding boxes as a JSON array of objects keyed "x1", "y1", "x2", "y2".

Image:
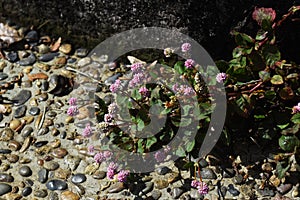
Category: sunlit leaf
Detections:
[
  {"x1": 270, "y1": 75, "x2": 284, "y2": 85},
  {"x1": 186, "y1": 140, "x2": 195, "y2": 152}
]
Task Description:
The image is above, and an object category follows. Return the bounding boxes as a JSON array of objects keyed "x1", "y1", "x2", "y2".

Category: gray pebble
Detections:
[
  {"x1": 172, "y1": 187, "x2": 184, "y2": 199},
  {"x1": 233, "y1": 174, "x2": 243, "y2": 184},
  {"x1": 22, "y1": 186, "x2": 32, "y2": 197},
  {"x1": 37, "y1": 127, "x2": 49, "y2": 136},
  {"x1": 28, "y1": 107, "x2": 40, "y2": 116},
  {"x1": 277, "y1": 183, "x2": 292, "y2": 195},
  {"x1": 6, "y1": 51, "x2": 19, "y2": 62},
  {"x1": 0, "y1": 173, "x2": 14, "y2": 182},
  {"x1": 258, "y1": 187, "x2": 275, "y2": 197},
  {"x1": 0, "y1": 149, "x2": 12, "y2": 154},
  {"x1": 228, "y1": 184, "x2": 240, "y2": 196},
  {"x1": 0, "y1": 72, "x2": 8, "y2": 81},
  {"x1": 25, "y1": 30, "x2": 38, "y2": 43},
  {"x1": 46, "y1": 179, "x2": 68, "y2": 191},
  {"x1": 198, "y1": 168, "x2": 217, "y2": 179},
  {"x1": 12, "y1": 90, "x2": 32, "y2": 106},
  {"x1": 34, "y1": 189, "x2": 48, "y2": 198},
  {"x1": 17, "y1": 53, "x2": 36, "y2": 66},
  {"x1": 222, "y1": 167, "x2": 235, "y2": 178},
  {"x1": 34, "y1": 140, "x2": 48, "y2": 148},
  {"x1": 75, "y1": 48, "x2": 88, "y2": 57},
  {"x1": 38, "y1": 168, "x2": 49, "y2": 183},
  {"x1": 19, "y1": 166, "x2": 32, "y2": 177},
  {"x1": 14, "y1": 105, "x2": 27, "y2": 118},
  {"x1": 21, "y1": 126, "x2": 33, "y2": 137},
  {"x1": 71, "y1": 173, "x2": 87, "y2": 184},
  {"x1": 39, "y1": 52, "x2": 59, "y2": 62},
  {"x1": 0, "y1": 183, "x2": 12, "y2": 196},
  {"x1": 156, "y1": 166, "x2": 171, "y2": 175},
  {"x1": 151, "y1": 190, "x2": 162, "y2": 200}
]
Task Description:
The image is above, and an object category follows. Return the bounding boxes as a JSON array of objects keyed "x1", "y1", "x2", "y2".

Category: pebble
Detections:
[
  {"x1": 198, "y1": 168, "x2": 217, "y2": 179},
  {"x1": 12, "y1": 90, "x2": 32, "y2": 106},
  {"x1": 44, "y1": 161, "x2": 59, "y2": 171},
  {"x1": 77, "y1": 57, "x2": 91, "y2": 67},
  {"x1": 34, "y1": 140, "x2": 48, "y2": 148},
  {"x1": 25, "y1": 30, "x2": 38, "y2": 43},
  {"x1": 17, "y1": 53, "x2": 36, "y2": 66},
  {"x1": 54, "y1": 168, "x2": 71, "y2": 179},
  {"x1": 51, "y1": 148, "x2": 68, "y2": 158},
  {"x1": 0, "y1": 72, "x2": 8, "y2": 81},
  {"x1": 0, "y1": 173, "x2": 14, "y2": 182},
  {"x1": 13, "y1": 105, "x2": 26, "y2": 118},
  {"x1": 21, "y1": 126, "x2": 33, "y2": 137},
  {"x1": 0, "y1": 149, "x2": 11, "y2": 154},
  {"x1": 61, "y1": 191, "x2": 80, "y2": 200},
  {"x1": 228, "y1": 184, "x2": 240, "y2": 196},
  {"x1": 34, "y1": 189, "x2": 48, "y2": 198},
  {"x1": 37, "y1": 127, "x2": 49, "y2": 135},
  {"x1": 140, "y1": 182, "x2": 154, "y2": 195},
  {"x1": 59, "y1": 44, "x2": 72, "y2": 54},
  {"x1": 0, "y1": 128, "x2": 14, "y2": 141},
  {"x1": 6, "y1": 51, "x2": 19, "y2": 62},
  {"x1": 22, "y1": 186, "x2": 32, "y2": 196},
  {"x1": 277, "y1": 183, "x2": 293, "y2": 195},
  {"x1": 92, "y1": 170, "x2": 106, "y2": 180},
  {"x1": 39, "y1": 52, "x2": 59, "y2": 62},
  {"x1": 190, "y1": 189, "x2": 202, "y2": 199},
  {"x1": 46, "y1": 179, "x2": 68, "y2": 191},
  {"x1": 0, "y1": 183, "x2": 12, "y2": 196},
  {"x1": 108, "y1": 182, "x2": 125, "y2": 193},
  {"x1": 222, "y1": 167, "x2": 236, "y2": 178},
  {"x1": 156, "y1": 166, "x2": 171, "y2": 175},
  {"x1": 172, "y1": 187, "x2": 184, "y2": 199},
  {"x1": 233, "y1": 174, "x2": 244, "y2": 185},
  {"x1": 151, "y1": 190, "x2": 162, "y2": 200},
  {"x1": 19, "y1": 136, "x2": 33, "y2": 153},
  {"x1": 49, "y1": 192, "x2": 59, "y2": 200},
  {"x1": 154, "y1": 179, "x2": 169, "y2": 189},
  {"x1": 258, "y1": 187, "x2": 275, "y2": 197},
  {"x1": 34, "y1": 62, "x2": 50, "y2": 71},
  {"x1": 19, "y1": 166, "x2": 32, "y2": 177},
  {"x1": 9, "y1": 119, "x2": 21, "y2": 130},
  {"x1": 6, "y1": 154, "x2": 19, "y2": 163},
  {"x1": 71, "y1": 173, "x2": 87, "y2": 184},
  {"x1": 75, "y1": 48, "x2": 88, "y2": 57},
  {"x1": 38, "y1": 168, "x2": 49, "y2": 183},
  {"x1": 38, "y1": 44, "x2": 50, "y2": 54}
]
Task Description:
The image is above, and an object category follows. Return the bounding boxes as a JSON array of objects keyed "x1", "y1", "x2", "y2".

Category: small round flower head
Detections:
[
  {"x1": 107, "y1": 162, "x2": 118, "y2": 180},
  {"x1": 108, "y1": 102, "x2": 118, "y2": 116},
  {"x1": 181, "y1": 43, "x2": 191, "y2": 52},
  {"x1": 129, "y1": 73, "x2": 144, "y2": 88},
  {"x1": 181, "y1": 85, "x2": 195, "y2": 96},
  {"x1": 139, "y1": 86, "x2": 149, "y2": 97},
  {"x1": 68, "y1": 97, "x2": 77, "y2": 106},
  {"x1": 82, "y1": 123, "x2": 93, "y2": 137},
  {"x1": 292, "y1": 103, "x2": 300, "y2": 114},
  {"x1": 94, "y1": 152, "x2": 105, "y2": 163},
  {"x1": 104, "y1": 114, "x2": 113, "y2": 123},
  {"x1": 154, "y1": 150, "x2": 166, "y2": 162},
  {"x1": 184, "y1": 59, "x2": 195, "y2": 69},
  {"x1": 191, "y1": 180, "x2": 200, "y2": 188},
  {"x1": 252, "y1": 7, "x2": 276, "y2": 26},
  {"x1": 172, "y1": 83, "x2": 179, "y2": 93},
  {"x1": 110, "y1": 79, "x2": 121, "y2": 93},
  {"x1": 197, "y1": 182, "x2": 209, "y2": 195},
  {"x1": 130, "y1": 63, "x2": 143, "y2": 72},
  {"x1": 164, "y1": 47, "x2": 174, "y2": 57},
  {"x1": 67, "y1": 106, "x2": 79, "y2": 116},
  {"x1": 216, "y1": 72, "x2": 227, "y2": 83},
  {"x1": 103, "y1": 150, "x2": 113, "y2": 159},
  {"x1": 117, "y1": 170, "x2": 130, "y2": 182},
  {"x1": 88, "y1": 145, "x2": 95, "y2": 154},
  {"x1": 164, "y1": 145, "x2": 171, "y2": 153}
]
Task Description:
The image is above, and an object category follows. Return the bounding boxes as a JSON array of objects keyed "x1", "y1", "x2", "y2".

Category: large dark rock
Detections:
[{"x1": 0, "y1": 0, "x2": 299, "y2": 61}]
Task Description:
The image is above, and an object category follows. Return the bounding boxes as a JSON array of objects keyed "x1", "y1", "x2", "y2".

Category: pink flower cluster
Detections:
[
  {"x1": 130, "y1": 63, "x2": 143, "y2": 72},
  {"x1": 82, "y1": 123, "x2": 93, "y2": 137},
  {"x1": 191, "y1": 180, "x2": 209, "y2": 195},
  {"x1": 108, "y1": 102, "x2": 118, "y2": 116},
  {"x1": 172, "y1": 83, "x2": 195, "y2": 96},
  {"x1": 181, "y1": 43, "x2": 191, "y2": 52},
  {"x1": 107, "y1": 162, "x2": 118, "y2": 180},
  {"x1": 117, "y1": 170, "x2": 130, "y2": 182},
  {"x1": 139, "y1": 86, "x2": 149, "y2": 97},
  {"x1": 252, "y1": 7, "x2": 276, "y2": 26},
  {"x1": 184, "y1": 59, "x2": 195, "y2": 69},
  {"x1": 216, "y1": 72, "x2": 227, "y2": 83},
  {"x1": 88, "y1": 145, "x2": 95, "y2": 153},
  {"x1": 67, "y1": 97, "x2": 79, "y2": 116},
  {"x1": 129, "y1": 73, "x2": 145, "y2": 88},
  {"x1": 110, "y1": 79, "x2": 121, "y2": 93},
  {"x1": 104, "y1": 113, "x2": 113, "y2": 123},
  {"x1": 292, "y1": 103, "x2": 300, "y2": 114},
  {"x1": 94, "y1": 150, "x2": 112, "y2": 163}
]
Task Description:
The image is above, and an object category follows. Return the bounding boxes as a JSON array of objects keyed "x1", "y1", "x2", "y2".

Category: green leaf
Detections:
[
  {"x1": 262, "y1": 44, "x2": 281, "y2": 66},
  {"x1": 137, "y1": 118, "x2": 145, "y2": 131},
  {"x1": 174, "y1": 61, "x2": 186, "y2": 75},
  {"x1": 186, "y1": 140, "x2": 195, "y2": 152},
  {"x1": 131, "y1": 88, "x2": 142, "y2": 100},
  {"x1": 277, "y1": 123, "x2": 290, "y2": 130},
  {"x1": 259, "y1": 71, "x2": 271, "y2": 82},
  {"x1": 175, "y1": 146, "x2": 186, "y2": 157},
  {"x1": 146, "y1": 137, "x2": 157, "y2": 149},
  {"x1": 254, "y1": 115, "x2": 266, "y2": 119},
  {"x1": 270, "y1": 75, "x2": 284, "y2": 85},
  {"x1": 137, "y1": 139, "x2": 144, "y2": 154},
  {"x1": 256, "y1": 30, "x2": 268, "y2": 41},
  {"x1": 232, "y1": 47, "x2": 243, "y2": 58},
  {"x1": 291, "y1": 113, "x2": 300, "y2": 124},
  {"x1": 279, "y1": 135, "x2": 300, "y2": 152},
  {"x1": 276, "y1": 161, "x2": 290, "y2": 179},
  {"x1": 234, "y1": 32, "x2": 254, "y2": 47}
]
